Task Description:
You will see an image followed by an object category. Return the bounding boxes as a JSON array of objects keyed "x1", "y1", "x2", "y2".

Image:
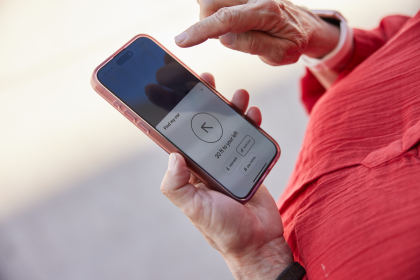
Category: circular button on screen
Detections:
[{"x1": 191, "y1": 113, "x2": 223, "y2": 143}]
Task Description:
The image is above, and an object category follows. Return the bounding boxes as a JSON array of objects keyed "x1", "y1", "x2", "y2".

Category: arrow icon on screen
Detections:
[{"x1": 201, "y1": 122, "x2": 213, "y2": 133}]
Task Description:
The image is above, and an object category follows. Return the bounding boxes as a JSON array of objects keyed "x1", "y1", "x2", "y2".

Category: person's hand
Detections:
[
  {"x1": 175, "y1": 0, "x2": 340, "y2": 65},
  {"x1": 160, "y1": 73, "x2": 293, "y2": 279}
]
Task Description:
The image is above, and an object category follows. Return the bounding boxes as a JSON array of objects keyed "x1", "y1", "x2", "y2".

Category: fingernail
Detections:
[
  {"x1": 220, "y1": 33, "x2": 236, "y2": 46},
  {"x1": 175, "y1": 32, "x2": 188, "y2": 45},
  {"x1": 168, "y1": 153, "x2": 178, "y2": 172}
]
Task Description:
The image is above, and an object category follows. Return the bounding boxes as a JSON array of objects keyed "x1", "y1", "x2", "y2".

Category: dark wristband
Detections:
[
  {"x1": 320, "y1": 16, "x2": 341, "y2": 27},
  {"x1": 275, "y1": 262, "x2": 306, "y2": 280}
]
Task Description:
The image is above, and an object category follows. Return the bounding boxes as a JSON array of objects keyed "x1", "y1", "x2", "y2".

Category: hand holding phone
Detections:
[
  {"x1": 159, "y1": 74, "x2": 292, "y2": 279},
  {"x1": 161, "y1": 150, "x2": 293, "y2": 279},
  {"x1": 91, "y1": 34, "x2": 280, "y2": 202}
]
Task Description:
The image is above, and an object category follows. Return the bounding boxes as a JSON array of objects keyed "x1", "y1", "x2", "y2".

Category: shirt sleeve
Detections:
[
  {"x1": 300, "y1": 14, "x2": 412, "y2": 114},
  {"x1": 301, "y1": 12, "x2": 353, "y2": 89}
]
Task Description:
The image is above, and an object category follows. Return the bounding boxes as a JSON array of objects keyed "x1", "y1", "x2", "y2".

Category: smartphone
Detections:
[{"x1": 91, "y1": 34, "x2": 280, "y2": 202}]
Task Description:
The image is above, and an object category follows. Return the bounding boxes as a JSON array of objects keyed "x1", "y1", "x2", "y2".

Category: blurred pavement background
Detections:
[{"x1": 0, "y1": 0, "x2": 419, "y2": 279}]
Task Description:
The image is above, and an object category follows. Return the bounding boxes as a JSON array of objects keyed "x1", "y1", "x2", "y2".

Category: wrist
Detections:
[
  {"x1": 304, "y1": 12, "x2": 340, "y2": 58},
  {"x1": 223, "y1": 237, "x2": 293, "y2": 280}
]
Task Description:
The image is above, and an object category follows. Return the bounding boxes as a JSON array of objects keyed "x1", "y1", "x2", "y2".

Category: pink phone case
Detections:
[{"x1": 91, "y1": 34, "x2": 280, "y2": 203}]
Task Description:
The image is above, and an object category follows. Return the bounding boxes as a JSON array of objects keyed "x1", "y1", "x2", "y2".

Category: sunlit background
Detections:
[{"x1": 0, "y1": 0, "x2": 419, "y2": 279}]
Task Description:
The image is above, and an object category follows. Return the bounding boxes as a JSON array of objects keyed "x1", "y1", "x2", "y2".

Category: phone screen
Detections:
[{"x1": 97, "y1": 37, "x2": 278, "y2": 198}]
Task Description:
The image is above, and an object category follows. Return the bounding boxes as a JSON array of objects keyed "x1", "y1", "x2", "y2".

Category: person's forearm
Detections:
[
  {"x1": 223, "y1": 237, "x2": 293, "y2": 280},
  {"x1": 303, "y1": 11, "x2": 341, "y2": 59}
]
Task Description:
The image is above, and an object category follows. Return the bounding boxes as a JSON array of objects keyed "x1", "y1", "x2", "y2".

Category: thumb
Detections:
[{"x1": 160, "y1": 153, "x2": 197, "y2": 209}]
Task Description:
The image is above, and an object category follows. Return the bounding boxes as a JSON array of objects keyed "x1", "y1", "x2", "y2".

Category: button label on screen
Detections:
[{"x1": 236, "y1": 135, "x2": 255, "y2": 157}]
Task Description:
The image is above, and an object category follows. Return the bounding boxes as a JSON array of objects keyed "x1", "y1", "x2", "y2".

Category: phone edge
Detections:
[{"x1": 90, "y1": 34, "x2": 281, "y2": 203}]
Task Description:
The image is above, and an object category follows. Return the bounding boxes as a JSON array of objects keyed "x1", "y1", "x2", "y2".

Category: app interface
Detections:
[
  {"x1": 98, "y1": 37, "x2": 277, "y2": 198},
  {"x1": 155, "y1": 82, "x2": 277, "y2": 197}
]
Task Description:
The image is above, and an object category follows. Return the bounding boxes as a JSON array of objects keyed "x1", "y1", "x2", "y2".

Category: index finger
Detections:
[{"x1": 175, "y1": 4, "x2": 258, "y2": 47}]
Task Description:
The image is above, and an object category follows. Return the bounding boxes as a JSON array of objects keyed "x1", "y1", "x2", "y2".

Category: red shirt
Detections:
[{"x1": 278, "y1": 12, "x2": 420, "y2": 279}]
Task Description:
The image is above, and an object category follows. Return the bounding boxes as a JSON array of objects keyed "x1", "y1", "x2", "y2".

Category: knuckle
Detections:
[
  {"x1": 264, "y1": 0, "x2": 281, "y2": 13},
  {"x1": 258, "y1": 0, "x2": 284, "y2": 26},
  {"x1": 277, "y1": 0, "x2": 286, "y2": 10},
  {"x1": 214, "y1": 7, "x2": 235, "y2": 26}
]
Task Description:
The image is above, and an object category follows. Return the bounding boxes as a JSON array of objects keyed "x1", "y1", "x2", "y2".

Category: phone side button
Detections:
[
  {"x1": 112, "y1": 100, "x2": 124, "y2": 112},
  {"x1": 122, "y1": 109, "x2": 150, "y2": 134},
  {"x1": 123, "y1": 110, "x2": 136, "y2": 122},
  {"x1": 136, "y1": 121, "x2": 150, "y2": 134}
]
